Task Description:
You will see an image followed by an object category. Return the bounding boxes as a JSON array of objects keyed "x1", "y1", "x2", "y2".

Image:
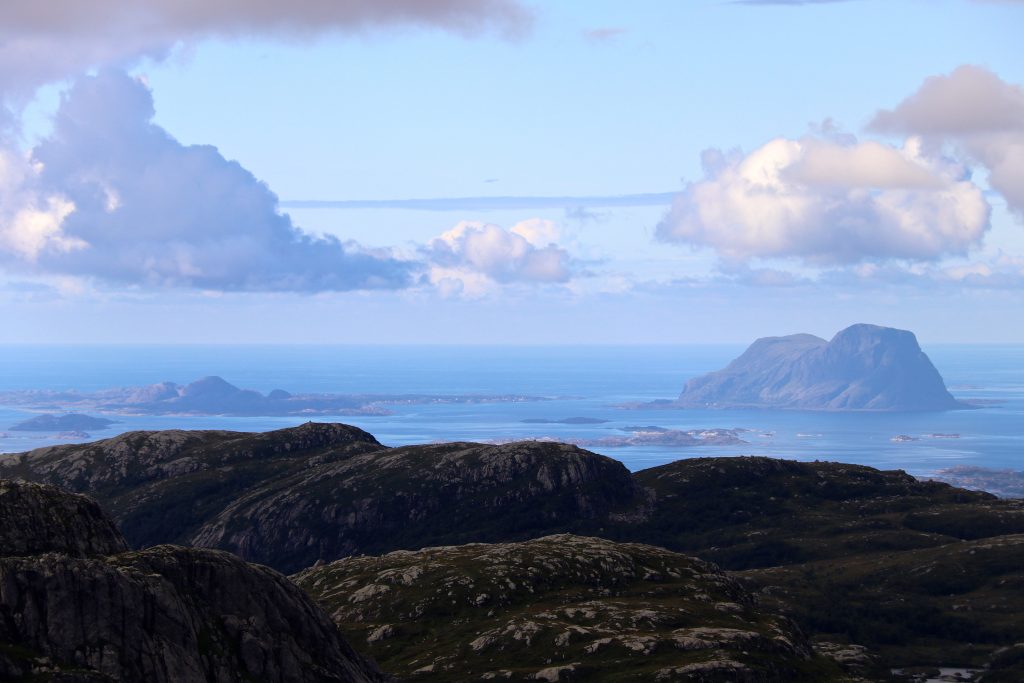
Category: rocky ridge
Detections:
[
  {"x1": 192, "y1": 440, "x2": 642, "y2": 573},
  {"x1": 2, "y1": 428, "x2": 641, "y2": 573}
]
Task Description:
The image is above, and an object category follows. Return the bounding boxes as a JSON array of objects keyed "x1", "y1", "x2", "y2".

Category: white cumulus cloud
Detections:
[
  {"x1": 656, "y1": 134, "x2": 990, "y2": 264},
  {"x1": 425, "y1": 219, "x2": 572, "y2": 296}
]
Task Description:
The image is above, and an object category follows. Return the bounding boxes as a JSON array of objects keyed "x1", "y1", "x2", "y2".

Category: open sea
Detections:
[{"x1": 0, "y1": 344, "x2": 1021, "y2": 479}]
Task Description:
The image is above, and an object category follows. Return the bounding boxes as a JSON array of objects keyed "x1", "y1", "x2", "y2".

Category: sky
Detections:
[{"x1": 0, "y1": 0, "x2": 1022, "y2": 344}]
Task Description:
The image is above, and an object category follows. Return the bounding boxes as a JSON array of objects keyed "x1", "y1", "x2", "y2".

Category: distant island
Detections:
[
  {"x1": 8, "y1": 413, "x2": 117, "y2": 432},
  {"x1": 672, "y1": 323, "x2": 967, "y2": 412},
  {"x1": 0, "y1": 376, "x2": 552, "y2": 418}
]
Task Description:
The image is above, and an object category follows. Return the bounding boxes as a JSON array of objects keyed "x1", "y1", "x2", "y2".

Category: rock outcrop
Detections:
[
  {"x1": 675, "y1": 323, "x2": 964, "y2": 411},
  {"x1": 294, "y1": 534, "x2": 840, "y2": 682},
  {"x1": 0, "y1": 478, "x2": 388, "y2": 683}
]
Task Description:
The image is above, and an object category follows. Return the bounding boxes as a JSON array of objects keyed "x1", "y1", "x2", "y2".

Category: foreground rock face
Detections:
[
  {"x1": 2, "y1": 426, "x2": 642, "y2": 573},
  {"x1": 9, "y1": 425, "x2": 1024, "y2": 677},
  {"x1": 0, "y1": 479, "x2": 387, "y2": 683},
  {"x1": 294, "y1": 534, "x2": 839, "y2": 682},
  {"x1": 675, "y1": 323, "x2": 964, "y2": 411}
]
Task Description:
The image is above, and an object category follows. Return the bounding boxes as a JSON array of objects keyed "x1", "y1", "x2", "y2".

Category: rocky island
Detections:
[{"x1": 674, "y1": 323, "x2": 966, "y2": 411}]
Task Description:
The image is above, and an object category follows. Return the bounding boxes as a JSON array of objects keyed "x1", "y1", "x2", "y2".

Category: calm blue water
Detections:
[{"x1": 0, "y1": 344, "x2": 1021, "y2": 479}]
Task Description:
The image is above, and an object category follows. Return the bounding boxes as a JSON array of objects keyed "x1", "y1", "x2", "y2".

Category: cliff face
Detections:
[
  {"x1": 0, "y1": 479, "x2": 388, "y2": 683},
  {"x1": 675, "y1": 323, "x2": 964, "y2": 411},
  {"x1": 294, "y1": 534, "x2": 839, "y2": 682}
]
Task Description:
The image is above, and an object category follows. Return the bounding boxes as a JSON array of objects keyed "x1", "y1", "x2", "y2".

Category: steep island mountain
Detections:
[
  {"x1": 4, "y1": 424, "x2": 1024, "y2": 679},
  {"x1": 0, "y1": 479, "x2": 387, "y2": 682},
  {"x1": 674, "y1": 323, "x2": 965, "y2": 411}
]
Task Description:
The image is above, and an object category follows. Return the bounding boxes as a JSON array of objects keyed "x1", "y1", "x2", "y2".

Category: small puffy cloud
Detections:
[
  {"x1": 0, "y1": 0, "x2": 532, "y2": 93},
  {"x1": 1, "y1": 70, "x2": 413, "y2": 292},
  {"x1": 425, "y1": 219, "x2": 572, "y2": 295},
  {"x1": 656, "y1": 135, "x2": 989, "y2": 264},
  {"x1": 870, "y1": 65, "x2": 1024, "y2": 217}
]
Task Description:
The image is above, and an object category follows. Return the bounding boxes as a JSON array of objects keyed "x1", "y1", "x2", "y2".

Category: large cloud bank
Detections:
[
  {"x1": 1, "y1": 70, "x2": 413, "y2": 291},
  {"x1": 0, "y1": 0, "x2": 531, "y2": 92},
  {"x1": 656, "y1": 135, "x2": 989, "y2": 264}
]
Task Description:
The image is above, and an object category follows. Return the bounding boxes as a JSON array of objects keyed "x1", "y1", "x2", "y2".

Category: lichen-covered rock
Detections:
[
  {"x1": 294, "y1": 534, "x2": 841, "y2": 682},
  {"x1": 0, "y1": 478, "x2": 389, "y2": 683}
]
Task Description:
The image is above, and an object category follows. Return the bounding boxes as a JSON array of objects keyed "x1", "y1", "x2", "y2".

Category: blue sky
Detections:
[{"x1": 1, "y1": 0, "x2": 1022, "y2": 343}]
